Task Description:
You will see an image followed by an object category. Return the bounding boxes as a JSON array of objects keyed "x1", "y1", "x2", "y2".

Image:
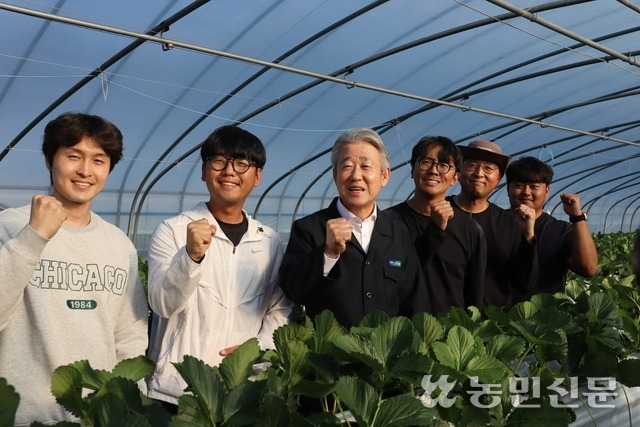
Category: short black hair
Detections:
[
  {"x1": 200, "y1": 125, "x2": 266, "y2": 168},
  {"x1": 42, "y1": 112, "x2": 123, "y2": 172},
  {"x1": 506, "y1": 156, "x2": 554, "y2": 186},
  {"x1": 410, "y1": 136, "x2": 462, "y2": 171}
]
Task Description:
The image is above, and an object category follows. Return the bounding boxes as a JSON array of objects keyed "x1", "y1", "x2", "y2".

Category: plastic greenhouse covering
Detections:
[{"x1": 1, "y1": 0, "x2": 640, "y2": 255}]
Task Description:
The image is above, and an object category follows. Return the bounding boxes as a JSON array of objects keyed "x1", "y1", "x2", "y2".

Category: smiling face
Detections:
[
  {"x1": 333, "y1": 140, "x2": 390, "y2": 219},
  {"x1": 412, "y1": 145, "x2": 459, "y2": 201},
  {"x1": 48, "y1": 137, "x2": 111, "y2": 212},
  {"x1": 201, "y1": 152, "x2": 262, "y2": 210},
  {"x1": 458, "y1": 159, "x2": 502, "y2": 201},
  {"x1": 508, "y1": 180, "x2": 550, "y2": 215}
]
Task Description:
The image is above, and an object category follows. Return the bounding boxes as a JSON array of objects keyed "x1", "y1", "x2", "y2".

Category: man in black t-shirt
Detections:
[
  {"x1": 453, "y1": 140, "x2": 539, "y2": 309},
  {"x1": 506, "y1": 156, "x2": 598, "y2": 301},
  {"x1": 387, "y1": 136, "x2": 486, "y2": 315}
]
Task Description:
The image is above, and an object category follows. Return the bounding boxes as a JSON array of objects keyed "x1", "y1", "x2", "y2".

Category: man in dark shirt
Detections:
[
  {"x1": 278, "y1": 128, "x2": 427, "y2": 327},
  {"x1": 505, "y1": 156, "x2": 597, "y2": 300},
  {"x1": 387, "y1": 136, "x2": 486, "y2": 315},
  {"x1": 452, "y1": 140, "x2": 538, "y2": 309}
]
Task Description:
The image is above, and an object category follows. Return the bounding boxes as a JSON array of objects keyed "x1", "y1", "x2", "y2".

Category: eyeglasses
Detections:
[
  {"x1": 418, "y1": 158, "x2": 454, "y2": 174},
  {"x1": 463, "y1": 160, "x2": 498, "y2": 174},
  {"x1": 207, "y1": 156, "x2": 255, "y2": 174}
]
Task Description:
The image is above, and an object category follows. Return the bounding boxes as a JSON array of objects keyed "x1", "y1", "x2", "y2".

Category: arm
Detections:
[
  {"x1": 567, "y1": 221, "x2": 598, "y2": 277},
  {"x1": 256, "y1": 240, "x2": 293, "y2": 350},
  {"x1": 114, "y1": 249, "x2": 149, "y2": 361},
  {"x1": 508, "y1": 211, "x2": 539, "y2": 295},
  {"x1": 278, "y1": 217, "x2": 336, "y2": 305},
  {"x1": 0, "y1": 225, "x2": 47, "y2": 329},
  {"x1": 0, "y1": 195, "x2": 66, "y2": 329},
  {"x1": 511, "y1": 233, "x2": 539, "y2": 294},
  {"x1": 465, "y1": 225, "x2": 486, "y2": 310},
  {"x1": 561, "y1": 194, "x2": 598, "y2": 277},
  {"x1": 147, "y1": 219, "x2": 205, "y2": 318}
]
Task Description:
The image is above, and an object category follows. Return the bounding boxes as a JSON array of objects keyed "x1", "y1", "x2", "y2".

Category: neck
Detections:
[
  {"x1": 455, "y1": 192, "x2": 489, "y2": 214},
  {"x1": 63, "y1": 207, "x2": 92, "y2": 227},
  {"x1": 207, "y1": 202, "x2": 245, "y2": 224}
]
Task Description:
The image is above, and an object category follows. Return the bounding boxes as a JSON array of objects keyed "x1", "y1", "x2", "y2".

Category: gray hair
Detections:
[{"x1": 330, "y1": 127, "x2": 390, "y2": 172}]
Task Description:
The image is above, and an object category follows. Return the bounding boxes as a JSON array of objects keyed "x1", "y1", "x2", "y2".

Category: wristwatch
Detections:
[{"x1": 569, "y1": 213, "x2": 587, "y2": 223}]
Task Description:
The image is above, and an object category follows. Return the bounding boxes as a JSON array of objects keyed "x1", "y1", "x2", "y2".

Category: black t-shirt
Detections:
[
  {"x1": 215, "y1": 216, "x2": 248, "y2": 247},
  {"x1": 534, "y1": 212, "x2": 573, "y2": 294},
  {"x1": 450, "y1": 200, "x2": 539, "y2": 309},
  {"x1": 385, "y1": 199, "x2": 486, "y2": 315}
]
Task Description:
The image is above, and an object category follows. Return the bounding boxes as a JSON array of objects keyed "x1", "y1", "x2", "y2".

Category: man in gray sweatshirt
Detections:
[{"x1": 0, "y1": 112, "x2": 149, "y2": 425}]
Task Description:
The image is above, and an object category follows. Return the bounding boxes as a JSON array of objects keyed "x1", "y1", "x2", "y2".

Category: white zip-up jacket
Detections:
[{"x1": 146, "y1": 202, "x2": 292, "y2": 403}]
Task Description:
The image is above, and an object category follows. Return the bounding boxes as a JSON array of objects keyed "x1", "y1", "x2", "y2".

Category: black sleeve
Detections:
[{"x1": 278, "y1": 217, "x2": 334, "y2": 305}]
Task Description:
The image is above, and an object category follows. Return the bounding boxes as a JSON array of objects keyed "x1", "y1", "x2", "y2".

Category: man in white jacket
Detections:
[{"x1": 145, "y1": 125, "x2": 293, "y2": 411}]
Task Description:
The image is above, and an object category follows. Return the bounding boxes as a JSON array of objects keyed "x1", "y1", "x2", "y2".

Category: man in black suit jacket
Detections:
[{"x1": 278, "y1": 128, "x2": 428, "y2": 328}]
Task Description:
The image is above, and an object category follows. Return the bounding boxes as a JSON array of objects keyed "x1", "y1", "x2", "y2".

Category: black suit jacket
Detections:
[{"x1": 278, "y1": 198, "x2": 428, "y2": 328}]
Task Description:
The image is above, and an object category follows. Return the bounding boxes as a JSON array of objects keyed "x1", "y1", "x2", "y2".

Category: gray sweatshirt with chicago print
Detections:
[{"x1": 0, "y1": 205, "x2": 148, "y2": 426}]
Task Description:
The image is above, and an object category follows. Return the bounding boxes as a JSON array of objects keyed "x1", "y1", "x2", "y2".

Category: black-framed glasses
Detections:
[
  {"x1": 418, "y1": 158, "x2": 454, "y2": 174},
  {"x1": 207, "y1": 156, "x2": 255, "y2": 174},
  {"x1": 463, "y1": 160, "x2": 498, "y2": 174}
]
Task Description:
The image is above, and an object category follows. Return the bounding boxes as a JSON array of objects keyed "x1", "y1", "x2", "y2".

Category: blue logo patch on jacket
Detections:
[{"x1": 388, "y1": 259, "x2": 402, "y2": 267}]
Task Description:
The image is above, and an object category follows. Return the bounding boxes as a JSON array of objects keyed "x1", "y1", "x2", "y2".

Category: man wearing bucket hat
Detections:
[{"x1": 451, "y1": 140, "x2": 539, "y2": 309}]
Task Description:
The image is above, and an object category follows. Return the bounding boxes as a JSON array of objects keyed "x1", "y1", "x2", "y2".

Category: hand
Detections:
[
  {"x1": 560, "y1": 193, "x2": 583, "y2": 217},
  {"x1": 324, "y1": 218, "x2": 353, "y2": 258},
  {"x1": 219, "y1": 345, "x2": 239, "y2": 357},
  {"x1": 186, "y1": 218, "x2": 216, "y2": 262},
  {"x1": 430, "y1": 199, "x2": 454, "y2": 231},
  {"x1": 28, "y1": 194, "x2": 67, "y2": 239},
  {"x1": 513, "y1": 204, "x2": 535, "y2": 243}
]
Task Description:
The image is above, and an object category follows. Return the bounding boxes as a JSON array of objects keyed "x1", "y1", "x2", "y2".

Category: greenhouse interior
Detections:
[
  {"x1": 4, "y1": 1, "x2": 640, "y2": 426},
  {"x1": 2, "y1": 0, "x2": 640, "y2": 256}
]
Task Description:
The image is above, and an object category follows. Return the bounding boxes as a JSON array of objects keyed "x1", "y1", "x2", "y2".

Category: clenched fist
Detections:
[
  {"x1": 29, "y1": 194, "x2": 67, "y2": 239},
  {"x1": 512, "y1": 204, "x2": 535, "y2": 243},
  {"x1": 430, "y1": 199, "x2": 454, "y2": 231},
  {"x1": 324, "y1": 218, "x2": 353, "y2": 259},
  {"x1": 560, "y1": 193, "x2": 582, "y2": 217},
  {"x1": 186, "y1": 218, "x2": 216, "y2": 262}
]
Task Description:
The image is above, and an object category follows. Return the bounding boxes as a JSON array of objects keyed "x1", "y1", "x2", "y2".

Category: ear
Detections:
[
  {"x1": 201, "y1": 161, "x2": 206, "y2": 182},
  {"x1": 45, "y1": 156, "x2": 52, "y2": 171},
  {"x1": 450, "y1": 171, "x2": 460, "y2": 187},
  {"x1": 381, "y1": 167, "x2": 391, "y2": 187},
  {"x1": 253, "y1": 168, "x2": 262, "y2": 187}
]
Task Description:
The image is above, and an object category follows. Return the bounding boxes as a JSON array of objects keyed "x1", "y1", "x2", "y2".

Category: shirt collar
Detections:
[{"x1": 336, "y1": 198, "x2": 377, "y2": 223}]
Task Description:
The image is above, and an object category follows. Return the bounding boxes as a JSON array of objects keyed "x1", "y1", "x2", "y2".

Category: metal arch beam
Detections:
[
  {"x1": 110, "y1": 0, "x2": 638, "y2": 238},
  {"x1": 255, "y1": 54, "x2": 640, "y2": 226},
  {"x1": 0, "y1": 0, "x2": 66, "y2": 106},
  {"x1": 506, "y1": 119, "x2": 640, "y2": 160},
  {"x1": 378, "y1": 26, "x2": 640, "y2": 139},
  {"x1": 584, "y1": 177, "x2": 640, "y2": 232},
  {"x1": 456, "y1": 83, "x2": 640, "y2": 148},
  {"x1": 547, "y1": 166, "x2": 640, "y2": 214},
  {"x1": 618, "y1": 0, "x2": 640, "y2": 13},
  {"x1": 127, "y1": 0, "x2": 390, "y2": 239},
  {"x1": 550, "y1": 172, "x2": 640, "y2": 217},
  {"x1": 603, "y1": 190, "x2": 640, "y2": 232},
  {"x1": 0, "y1": 0, "x2": 211, "y2": 163},
  {"x1": 489, "y1": 0, "x2": 638, "y2": 66},
  {"x1": 291, "y1": 165, "x2": 332, "y2": 223},
  {"x1": 628, "y1": 199, "x2": 640, "y2": 232},
  {"x1": 487, "y1": 120, "x2": 640, "y2": 199},
  {"x1": 621, "y1": 193, "x2": 640, "y2": 232},
  {"x1": 205, "y1": 0, "x2": 606, "y2": 223}
]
